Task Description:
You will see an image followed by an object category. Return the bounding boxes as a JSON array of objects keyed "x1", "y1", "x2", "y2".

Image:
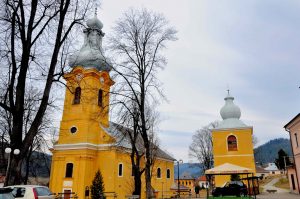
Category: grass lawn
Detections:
[{"x1": 274, "y1": 177, "x2": 289, "y2": 189}]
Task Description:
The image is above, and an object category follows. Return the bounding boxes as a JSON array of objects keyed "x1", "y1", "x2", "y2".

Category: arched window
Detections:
[
  {"x1": 73, "y1": 87, "x2": 81, "y2": 104},
  {"x1": 98, "y1": 89, "x2": 103, "y2": 107},
  {"x1": 227, "y1": 135, "x2": 237, "y2": 151},
  {"x1": 118, "y1": 163, "x2": 123, "y2": 177},
  {"x1": 65, "y1": 163, "x2": 73, "y2": 178},
  {"x1": 157, "y1": 168, "x2": 161, "y2": 178},
  {"x1": 166, "y1": 169, "x2": 170, "y2": 179}
]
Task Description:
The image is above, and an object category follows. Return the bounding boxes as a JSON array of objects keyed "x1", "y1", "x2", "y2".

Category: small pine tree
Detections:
[
  {"x1": 230, "y1": 174, "x2": 240, "y2": 181},
  {"x1": 91, "y1": 169, "x2": 106, "y2": 199}
]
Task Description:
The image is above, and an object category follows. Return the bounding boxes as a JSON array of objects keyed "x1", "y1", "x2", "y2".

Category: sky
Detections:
[{"x1": 59, "y1": 0, "x2": 300, "y2": 162}]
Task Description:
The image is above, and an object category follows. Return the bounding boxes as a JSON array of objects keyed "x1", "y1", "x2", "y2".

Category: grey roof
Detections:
[
  {"x1": 102, "y1": 122, "x2": 175, "y2": 161},
  {"x1": 175, "y1": 171, "x2": 194, "y2": 180},
  {"x1": 255, "y1": 165, "x2": 269, "y2": 174}
]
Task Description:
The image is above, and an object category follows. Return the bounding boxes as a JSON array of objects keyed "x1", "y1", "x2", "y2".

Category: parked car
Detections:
[
  {"x1": 5, "y1": 185, "x2": 54, "y2": 199},
  {"x1": 0, "y1": 188, "x2": 14, "y2": 199},
  {"x1": 212, "y1": 181, "x2": 248, "y2": 197}
]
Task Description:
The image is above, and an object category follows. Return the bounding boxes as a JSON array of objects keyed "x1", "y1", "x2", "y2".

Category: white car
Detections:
[{"x1": 5, "y1": 185, "x2": 54, "y2": 199}]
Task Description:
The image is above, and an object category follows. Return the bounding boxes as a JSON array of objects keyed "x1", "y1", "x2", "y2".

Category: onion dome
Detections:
[
  {"x1": 220, "y1": 93, "x2": 241, "y2": 120},
  {"x1": 87, "y1": 16, "x2": 103, "y2": 30},
  {"x1": 216, "y1": 91, "x2": 248, "y2": 129},
  {"x1": 68, "y1": 15, "x2": 112, "y2": 71}
]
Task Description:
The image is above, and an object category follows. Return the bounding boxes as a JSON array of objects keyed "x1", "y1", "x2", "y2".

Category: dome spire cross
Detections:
[{"x1": 94, "y1": 7, "x2": 97, "y2": 17}]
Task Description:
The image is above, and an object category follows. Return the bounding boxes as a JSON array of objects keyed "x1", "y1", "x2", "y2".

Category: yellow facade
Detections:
[
  {"x1": 49, "y1": 66, "x2": 174, "y2": 199},
  {"x1": 175, "y1": 179, "x2": 195, "y2": 191},
  {"x1": 212, "y1": 127, "x2": 256, "y2": 186}
]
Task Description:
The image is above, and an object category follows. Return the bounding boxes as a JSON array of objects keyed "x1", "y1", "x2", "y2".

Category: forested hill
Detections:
[{"x1": 254, "y1": 138, "x2": 292, "y2": 164}]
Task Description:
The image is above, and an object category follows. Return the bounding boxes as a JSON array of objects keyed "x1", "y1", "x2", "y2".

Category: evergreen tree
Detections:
[
  {"x1": 275, "y1": 149, "x2": 292, "y2": 170},
  {"x1": 91, "y1": 170, "x2": 106, "y2": 199},
  {"x1": 230, "y1": 174, "x2": 240, "y2": 181}
]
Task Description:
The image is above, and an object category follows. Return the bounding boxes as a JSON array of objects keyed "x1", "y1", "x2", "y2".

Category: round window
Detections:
[{"x1": 70, "y1": 126, "x2": 77, "y2": 134}]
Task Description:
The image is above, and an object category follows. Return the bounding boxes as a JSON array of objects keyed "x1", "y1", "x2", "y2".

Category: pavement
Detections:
[
  {"x1": 261, "y1": 177, "x2": 289, "y2": 193},
  {"x1": 256, "y1": 176, "x2": 298, "y2": 199},
  {"x1": 189, "y1": 177, "x2": 300, "y2": 199},
  {"x1": 256, "y1": 192, "x2": 300, "y2": 199}
]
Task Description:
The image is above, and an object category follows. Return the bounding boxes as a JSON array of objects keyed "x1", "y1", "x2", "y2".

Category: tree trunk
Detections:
[
  {"x1": 133, "y1": 171, "x2": 142, "y2": 195},
  {"x1": 145, "y1": 161, "x2": 152, "y2": 199},
  {"x1": 5, "y1": 156, "x2": 22, "y2": 186},
  {"x1": 144, "y1": 144, "x2": 152, "y2": 199}
]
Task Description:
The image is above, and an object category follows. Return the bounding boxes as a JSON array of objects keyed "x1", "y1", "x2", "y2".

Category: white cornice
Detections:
[
  {"x1": 53, "y1": 143, "x2": 115, "y2": 151},
  {"x1": 53, "y1": 143, "x2": 175, "y2": 162}
]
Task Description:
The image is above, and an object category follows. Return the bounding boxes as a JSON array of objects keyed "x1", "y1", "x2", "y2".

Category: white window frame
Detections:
[
  {"x1": 118, "y1": 163, "x2": 123, "y2": 177},
  {"x1": 166, "y1": 168, "x2": 170, "y2": 179},
  {"x1": 157, "y1": 167, "x2": 161, "y2": 179},
  {"x1": 226, "y1": 134, "x2": 238, "y2": 151}
]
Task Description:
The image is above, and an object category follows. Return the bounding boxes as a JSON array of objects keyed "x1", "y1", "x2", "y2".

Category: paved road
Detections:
[
  {"x1": 256, "y1": 177, "x2": 298, "y2": 199},
  {"x1": 188, "y1": 177, "x2": 300, "y2": 198},
  {"x1": 262, "y1": 177, "x2": 289, "y2": 193}
]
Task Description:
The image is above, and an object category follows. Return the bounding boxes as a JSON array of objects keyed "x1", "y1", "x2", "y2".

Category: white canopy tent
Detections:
[
  {"x1": 205, "y1": 163, "x2": 257, "y2": 199},
  {"x1": 205, "y1": 163, "x2": 253, "y2": 175}
]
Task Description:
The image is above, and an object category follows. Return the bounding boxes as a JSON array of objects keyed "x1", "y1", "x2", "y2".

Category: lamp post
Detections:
[
  {"x1": 5, "y1": 147, "x2": 20, "y2": 185},
  {"x1": 175, "y1": 159, "x2": 183, "y2": 198}
]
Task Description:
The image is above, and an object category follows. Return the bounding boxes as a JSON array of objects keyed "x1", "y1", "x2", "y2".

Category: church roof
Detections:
[
  {"x1": 215, "y1": 92, "x2": 249, "y2": 129},
  {"x1": 103, "y1": 122, "x2": 175, "y2": 161}
]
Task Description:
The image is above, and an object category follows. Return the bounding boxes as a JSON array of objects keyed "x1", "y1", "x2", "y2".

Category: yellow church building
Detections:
[
  {"x1": 211, "y1": 92, "x2": 256, "y2": 186},
  {"x1": 49, "y1": 15, "x2": 175, "y2": 199}
]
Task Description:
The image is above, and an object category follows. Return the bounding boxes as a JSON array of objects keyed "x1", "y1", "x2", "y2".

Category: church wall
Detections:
[
  {"x1": 49, "y1": 149, "x2": 98, "y2": 199},
  {"x1": 212, "y1": 127, "x2": 256, "y2": 187},
  {"x1": 151, "y1": 159, "x2": 175, "y2": 198}
]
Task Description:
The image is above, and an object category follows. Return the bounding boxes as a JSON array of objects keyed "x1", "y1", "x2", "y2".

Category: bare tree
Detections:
[
  {"x1": 0, "y1": 0, "x2": 92, "y2": 185},
  {"x1": 113, "y1": 101, "x2": 161, "y2": 196},
  {"x1": 252, "y1": 134, "x2": 258, "y2": 147},
  {"x1": 189, "y1": 121, "x2": 220, "y2": 174},
  {"x1": 109, "y1": 8, "x2": 177, "y2": 198}
]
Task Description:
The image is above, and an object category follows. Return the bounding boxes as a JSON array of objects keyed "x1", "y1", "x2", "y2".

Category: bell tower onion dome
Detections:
[
  {"x1": 216, "y1": 91, "x2": 248, "y2": 129},
  {"x1": 220, "y1": 94, "x2": 241, "y2": 120}
]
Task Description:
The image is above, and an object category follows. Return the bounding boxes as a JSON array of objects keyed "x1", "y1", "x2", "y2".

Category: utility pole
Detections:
[
  {"x1": 176, "y1": 159, "x2": 183, "y2": 198},
  {"x1": 284, "y1": 156, "x2": 287, "y2": 174}
]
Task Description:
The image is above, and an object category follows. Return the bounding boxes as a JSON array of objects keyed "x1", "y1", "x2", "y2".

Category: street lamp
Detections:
[
  {"x1": 175, "y1": 159, "x2": 183, "y2": 198},
  {"x1": 5, "y1": 147, "x2": 20, "y2": 184}
]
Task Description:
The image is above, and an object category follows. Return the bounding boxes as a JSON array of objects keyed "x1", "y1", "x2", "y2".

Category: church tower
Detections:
[
  {"x1": 49, "y1": 13, "x2": 176, "y2": 199},
  {"x1": 212, "y1": 91, "x2": 256, "y2": 186},
  {"x1": 49, "y1": 14, "x2": 115, "y2": 198}
]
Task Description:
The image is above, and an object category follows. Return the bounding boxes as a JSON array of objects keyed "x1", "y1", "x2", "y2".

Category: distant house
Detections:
[
  {"x1": 196, "y1": 175, "x2": 209, "y2": 188},
  {"x1": 263, "y1": 163, "x2": 282, "y2": 175},
  {"x1": 255, "y1": 165, "x2": 269, "y2": 179},
  {"x1": 175, "y1": 172, "x2": 195, "y2": 193},
  {"x1": 284, "y1": 114, "x2": 300, "y2": 194}
]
